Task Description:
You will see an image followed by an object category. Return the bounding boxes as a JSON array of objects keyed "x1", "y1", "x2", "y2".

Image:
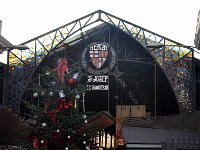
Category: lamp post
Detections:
[
  {"x1": 147, "y1": 43, "x2": 162, "y2": 116},
  {"x1": 0, "y1": 44, "x2": 29, "y2": 51}
]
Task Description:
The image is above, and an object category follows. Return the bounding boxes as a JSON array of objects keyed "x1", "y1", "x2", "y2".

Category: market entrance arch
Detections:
[{"x1": 5, "y1": 10, "x2": 194, "y2": 113}]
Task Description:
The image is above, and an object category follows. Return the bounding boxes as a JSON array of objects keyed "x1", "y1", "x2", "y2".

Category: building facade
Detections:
[
  {"x1": 194, "y1": 11, "x2": 200, "y2": 49},
  {"x1": 1, "y1": 10, "x2": 200, "y2": 149}
]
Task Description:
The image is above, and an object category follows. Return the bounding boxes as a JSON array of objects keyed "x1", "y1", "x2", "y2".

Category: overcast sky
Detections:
[{"x1": 0, "y1": 0, "x2": 199, "y2": 63}]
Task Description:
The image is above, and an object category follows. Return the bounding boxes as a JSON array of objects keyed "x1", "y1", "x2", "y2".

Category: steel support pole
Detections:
[{"x1": 154, "y1": 49, "x2": 157, "y2": 116}]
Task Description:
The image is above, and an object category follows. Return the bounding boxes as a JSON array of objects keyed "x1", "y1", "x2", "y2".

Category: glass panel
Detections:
[
  {"x1": 179, "y1": 47, "x2": 191, "y2": 58},
  {"x1": 123, "y1": 22, "x2": 135, "y2": 35},
  {"x1": 130, "y1": 26, "x2": 140, "y2": 38},
  {"x1": 119, "y1": 21, "x2": 127, "y2": 32},
  {"x1": 136, "y1": 30, "x2": 146, "y2": 45}
]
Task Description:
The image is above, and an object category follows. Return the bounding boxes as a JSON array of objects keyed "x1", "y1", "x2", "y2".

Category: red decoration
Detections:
[
  {"x1": 33, "y1": 137, "x2": 39, "y2": 150},
  {"x1": 49, "y1": 110, "x2": 57, "y2": 123},
  {"x1": 42, "y1": 139, "x2": 48, "y2": 148},
  {"x1": 68, "y1": 77, "x2": 77, "y2": 85},
  {"x1": 116, "y1": 129, "x2": 124, "y2": 138},
  {"x1": 55, "y1": 98, "x2": 73, "y2": 112},
  {"x1": 48, "y1": 98, "x2": 72, "y2": 123},
  {"x1": 54, "y1": 58, "x2": 69, "y2": 83},
  {"x1": 55, "y1": 104, "x2": 62, "y2": 113}
]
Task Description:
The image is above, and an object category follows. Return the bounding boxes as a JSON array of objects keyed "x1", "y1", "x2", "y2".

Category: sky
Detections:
[{"x1": 0, "y1": 0, "x2": 200, "y2": 63}]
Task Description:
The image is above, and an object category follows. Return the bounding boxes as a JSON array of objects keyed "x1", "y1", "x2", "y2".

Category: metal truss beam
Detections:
[{"x1": 6, "y1": 10, "x2": 195, "y2": 112}]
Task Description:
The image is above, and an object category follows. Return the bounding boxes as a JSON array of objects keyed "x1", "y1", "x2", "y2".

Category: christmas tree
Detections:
[{"x1": 19, "y1": 58, "x2": 98, "y2": 150}]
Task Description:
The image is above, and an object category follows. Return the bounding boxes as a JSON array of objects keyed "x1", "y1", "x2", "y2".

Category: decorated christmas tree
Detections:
[{"x1": 19, "y1": 58, "x2": 98, "y2": 150}]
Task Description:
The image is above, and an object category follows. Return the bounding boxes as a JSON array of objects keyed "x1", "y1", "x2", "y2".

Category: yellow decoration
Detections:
[
  {"x1": 185, "y1": 63, "x2": 191, "y2": 70},
  {"x1": 30, "y1": 53, "x2": 35, "y2": 57},
  {"x1": 74, "y1": 99, "x2": 77, "y2": 109},
  {"x1": 173, "y1": 56, "x2": 179, "y2": 60},
  {"x1": 10, "y1": 65, "x2": 15, "y2": 71},
  {"x1": 179, "y1": 51, "x2": 183, "y2": 58},
  {"x1": 177, "y1": 71, "x2": 183, "y2": 77},
  {"x1": 159, "y1": 51, "x2": 163, "y2": 55},
  {"x1": 120, "y1": 25, "x2": 124, "y2": 30},
  {"x1": 45, "y1": 45, "x2": 51, "y2": 50},
  {"x1": 17, "y1": 63, "x2": 23, "y2": 68},
  {"x1": 157, "y1": 57, "x2": 163, "y2": 64},
  {"x1": 183, "y1": 51, "x2": 188, "y2": 55},
  {"x1": 22, "y1": 56, "x2": 26, "y2": 60},
  {"x1": 178, "y1": 62, "x2": 183, "y2": 68},
  {"x1": 140, "y1": 35, "x2": 144, "y2": 39},
  {"x1": 172, "y1": 50, "x2": 176, "y2": 55},
  {"x1": 9, "y1": 53, "x2": 14, "y2": 57},
  {"x1": 187, "y1": 52, "x2": 192, "y2": 57},
  {"x1": 165, "y1": 52, "x2": 170, "y2": 57}
]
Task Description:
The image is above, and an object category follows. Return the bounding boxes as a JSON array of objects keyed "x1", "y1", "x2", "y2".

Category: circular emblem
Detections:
[{"x1": 81, "y1": 42, "x2": 116, "y2": 75}]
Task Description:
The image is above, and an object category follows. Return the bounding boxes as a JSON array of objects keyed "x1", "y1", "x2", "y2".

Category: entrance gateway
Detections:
[
  {"x1": 5, "y1": 10, "x2": 195, "y2": 113},
  {"x1": 2, "y1": 10, "x2": 198, "y2": 150}
]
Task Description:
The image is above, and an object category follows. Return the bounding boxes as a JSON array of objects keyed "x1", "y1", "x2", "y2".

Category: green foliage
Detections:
[{"x1": 18, "y1": 60, "x2": 98, "y2": 150}]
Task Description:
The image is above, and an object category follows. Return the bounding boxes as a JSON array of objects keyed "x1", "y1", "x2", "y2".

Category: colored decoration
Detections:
[
  {"x1": 45, "y1": 71, "x2": 51, "y2": 75},
  {"x1": 83, "y1": 114, "x2": 87, "y2": 119},
  {"x1": 33, "y1": 137, "x2": 39, "y2": 150},
  {"x1": 73, "y1": 73, "x2": 79, "y2": 80},
  {"x1": 42, "y1": 122, "x2": 47, "y2": 127},
  {"x1": 59, "y1": 90, "x2": 65, "y2": 98},
  {"x1": 41, "y1": 139, "x2": 48, "y2": 148},
  {"x1": 48, "y1": 110, "x2": 57, "y2": 123},
  {"x1": 83, "y1": 141, "x2": 86, "y2": 145},
  {"x1": 57, "y1": 98, "x2": 72, "y2": 110},
  {"x1": 52, "y1": 81, "x2": 56, "y2": 85},
  {"x1": 68, "y1": 77, "x2": 77, "y2": 85},
  {"x1": 54, "y1": 58, "x2": 69, "y2": 83},
  {"x1": 49, "y1": 92, "x2": 53, "y2": 96},
  {"x1": 33, "y1": 93, "x2": 38, "y2": 98},
  {"x1": 75, "y1": 94, "x2": 80, "y2": 100}
]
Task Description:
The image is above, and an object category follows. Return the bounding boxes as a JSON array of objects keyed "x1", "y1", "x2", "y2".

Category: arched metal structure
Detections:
[{"x1": 5, "y1": 10, "x2": 195, "y2": 112}]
